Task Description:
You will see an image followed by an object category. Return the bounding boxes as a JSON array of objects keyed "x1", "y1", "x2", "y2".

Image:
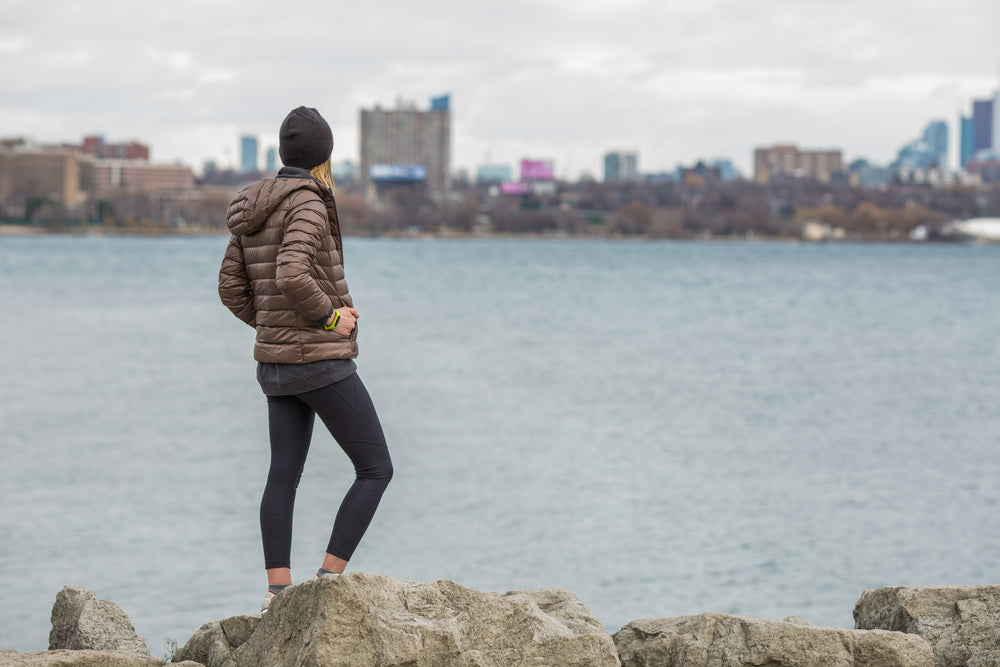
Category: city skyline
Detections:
[{"x1": 2, "y1": 0, "x2": 999, "y2": 178}]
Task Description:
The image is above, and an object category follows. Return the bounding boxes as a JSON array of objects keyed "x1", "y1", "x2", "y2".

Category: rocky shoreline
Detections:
[{"x1": 2, "y1": 575, "x2": 998, "y2": 666}]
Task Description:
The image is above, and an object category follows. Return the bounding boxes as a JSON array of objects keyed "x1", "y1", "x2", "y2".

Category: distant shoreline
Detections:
[
  {"x1": 0, "y1": 224, "x2": 48, "y2": 236},
  {"x1": 0, "y1": 223, "x2": 224, "y2": 238},
  {"x1": 0, "y1": 222, "x2": 985, "y2": 244}
]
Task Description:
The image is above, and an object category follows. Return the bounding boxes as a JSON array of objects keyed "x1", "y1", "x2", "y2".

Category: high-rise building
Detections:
[
  {"x1": 360, "y1": 96, "x2": 451, "y2": 193},
  {"x1": 604, "y1": 150, "x2": 639, "y2": 182},
  {"x1": 240, "y1": 135, "x2": 258, "y2": 173},
  {"x1": 753, "y1": 144, "x2": 843, "y2": 183},
  {"x1": 960, "y1": 116, "x2": 976, "y2": 169},
  {"x1": 993, "y1": 91, "x2": 1000, "y2": 153},
  {"x1": 265, "y1": 147, "x2": 277, "y2": 173},
  {"x1": 972, "y1": 99, "x2": 993, "y2": 153},
  {"x1": 921, "y1": 120, "x2": 948, "y2": 169}
]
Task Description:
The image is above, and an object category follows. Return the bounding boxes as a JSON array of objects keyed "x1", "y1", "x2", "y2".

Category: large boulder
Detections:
[
  {"x1": 966, "y1": 652, "x2": 1000, "y2": 667},
  {"x1": 48, "y1": 586, "x2": 150, "y2": 656},
  {"x1": 854, "y1": 585, "x2": 1000, "y2": 667},
  {"x1": 0, "y1": 649, "x2": 202, "y2": 666},
  {"x1": 613, "y1": 613, "x2": 934, "y2": 666},
  {"x1": 230, "y1": 572, "x2": 620, "y2": 667},
  {"x1": 171, "y1": 615, "x2": 259, "y2": 667}
]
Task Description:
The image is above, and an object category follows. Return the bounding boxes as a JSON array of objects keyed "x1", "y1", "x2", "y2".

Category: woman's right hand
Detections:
[{"x1": 327, "y1": 307, "x2": 358, "y2": 336}]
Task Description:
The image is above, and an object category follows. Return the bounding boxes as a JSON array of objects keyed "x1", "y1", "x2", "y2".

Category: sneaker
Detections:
[{"x1": 260, "y1": 591, "x2": 275, "y2": 614}]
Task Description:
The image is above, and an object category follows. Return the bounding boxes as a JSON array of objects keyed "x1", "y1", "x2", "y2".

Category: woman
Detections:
[{"x1": 218, "y1": 106, "x2": 393, "y2": 613}]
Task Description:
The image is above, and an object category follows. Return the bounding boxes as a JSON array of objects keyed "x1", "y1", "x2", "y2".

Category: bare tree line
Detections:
[{"x1": 8, "y1": 174, "x2": 999, "y2": 241}]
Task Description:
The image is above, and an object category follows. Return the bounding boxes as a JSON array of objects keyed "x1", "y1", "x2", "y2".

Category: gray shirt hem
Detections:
[{"x1": 257, "y1": 359, "x2": 358, "y2": 396}]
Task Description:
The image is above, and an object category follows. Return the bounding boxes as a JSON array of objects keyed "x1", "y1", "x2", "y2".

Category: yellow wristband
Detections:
[{"x1": 323, "y1": 311, "x2": 341, "y2": 331}]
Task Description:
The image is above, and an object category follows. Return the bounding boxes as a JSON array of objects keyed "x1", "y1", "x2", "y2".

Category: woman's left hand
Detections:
[{"x1": 327, "y1": 307, "x2": 358, "y2": 336}]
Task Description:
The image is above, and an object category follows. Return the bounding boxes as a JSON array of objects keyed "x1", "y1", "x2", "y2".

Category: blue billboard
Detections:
[{"x1": 370, "y1": 164, "x2": 427, "y2": 182}]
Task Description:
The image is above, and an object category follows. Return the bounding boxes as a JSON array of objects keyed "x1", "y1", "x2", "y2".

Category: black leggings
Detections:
[{"x1": 260, "y1": 372, "x2": 392, "y2": 569}]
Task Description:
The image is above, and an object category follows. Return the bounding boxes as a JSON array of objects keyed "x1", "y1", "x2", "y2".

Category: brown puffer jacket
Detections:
[{"x1": 218, "y1": 175, "x2": 358, "y2": 363}]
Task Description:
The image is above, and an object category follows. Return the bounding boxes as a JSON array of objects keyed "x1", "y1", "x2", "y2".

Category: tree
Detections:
[{"x1": 617, "y1": 200, "x2": 653, "y2": 235}]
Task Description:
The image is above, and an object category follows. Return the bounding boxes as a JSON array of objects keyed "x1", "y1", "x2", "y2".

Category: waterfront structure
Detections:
[
  {"x1": 945, "y1": 217, "x2": 1000, "y2": 241},
  {"x1": 80, "y1": 160, "x2": 196, "y2": 194},
  {"x1": 603, "y1": 150, "x2": 639, "y2": 182},
  {"x1": 753, "y1": 144, "x2": 843, "y2": 183},
  {"x1": 0, "y1": 150, "x2": 86, "y2": 216},
  {"x1": 359, "y1": 95, "x2": 451, "y2": 195},
  {"x1": 81, "y1": 136, "x2": 149, "y2": 161},
  {"x1": 240, "y1": 135, "x2": 258, "y2": 173},
  {"x1": 0, "y1": 146, "x2": 195, "y2": 223}
]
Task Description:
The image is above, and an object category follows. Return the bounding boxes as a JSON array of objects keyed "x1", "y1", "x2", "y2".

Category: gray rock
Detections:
[
  {"x1": 966, "y1": 650, "x2": 1000, "y2": 667},
  {"x1": 48, "y1": 586, "x2": 150, "y2": 656},
  {"x1": 613, "y1": 613, "x2": 934, "y2": 666},
  {"x1": 171, "y1": 615, "x2": 259, "y2": 667},
  {"x1": 231, "y1": 572, "x2": 620, "y2": 667},
  {"x1": 854, "y1": 585, "x2": 1000, "y2": 667},
  {"x1": 0, "y1": 649, "x2": 203, "y2": 666}
]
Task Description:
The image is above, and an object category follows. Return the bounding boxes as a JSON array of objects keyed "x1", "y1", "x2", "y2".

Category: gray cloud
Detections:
[{"x1": 2, "y1": 0, "x2": 998, "y2": 176}]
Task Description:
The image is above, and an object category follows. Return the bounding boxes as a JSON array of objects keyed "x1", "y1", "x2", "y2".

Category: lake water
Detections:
[{"x1": 1, "y1": 235, "x2": 998, "y2": 656}]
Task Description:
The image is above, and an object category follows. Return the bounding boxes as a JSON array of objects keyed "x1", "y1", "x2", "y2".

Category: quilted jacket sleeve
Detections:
[
  {"x1": 218, "y1": 234, "x2": 256, "y2": 326},
  {"x1": 274, "y1": 191, "x2": 335, "y2": 324}
]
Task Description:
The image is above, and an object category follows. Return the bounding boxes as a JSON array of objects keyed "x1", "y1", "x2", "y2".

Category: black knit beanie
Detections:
[{"x1": 279, "y1": 106, "x2": 333, "y2": 169}]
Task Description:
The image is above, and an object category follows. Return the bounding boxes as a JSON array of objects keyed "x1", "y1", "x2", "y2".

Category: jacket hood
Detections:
[{"x1": 226, "y1": 175, "x2": 324, "y2": 236}]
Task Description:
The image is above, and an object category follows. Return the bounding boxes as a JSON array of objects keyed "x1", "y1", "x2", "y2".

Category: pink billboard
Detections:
[
  {"x1": 520, "y1": 159, "x2": 554, "y2": 181},
  {"x1": 500, "y1": 181, "x2": 533, "y2": 195}
]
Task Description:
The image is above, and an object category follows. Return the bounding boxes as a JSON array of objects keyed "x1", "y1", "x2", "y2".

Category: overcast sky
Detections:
[{"x1": 2, "y1": 0, "x2": 998, "y2": 179}]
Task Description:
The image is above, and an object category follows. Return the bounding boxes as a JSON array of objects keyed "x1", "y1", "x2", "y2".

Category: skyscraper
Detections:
[
  {"x1": 891, "y1": 120, "x2": 949, "y2": 170},
  {"x1": 972, "y1": 99, "x2": 993, "y2": 154},
  {"x1": 265, "y1": 147, "x2": 277, "y2": 173},
  {"x1": 960, "y1": 116, "x2": 976, "y2": 169},
  {"x1": 240, "y1": 135, "x2": 258, "y2": 173},
  {"x1": 993, "y1": 91, "x2": 1000, "y2": 153},
  {"x1": 921, "y1": 120, "x2": 948, "y2": 169},
  {"x1": 360, "y1": 96, "x2": 451, "y2": 193},
  {"x1": 603, "y1": 150, "x2": 639, "y2": 182}
]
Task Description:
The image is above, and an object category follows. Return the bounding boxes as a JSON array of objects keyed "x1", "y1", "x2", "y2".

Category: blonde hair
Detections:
[{"x1": 310, "y1": 158, "x2": 335, "y2": 193}]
